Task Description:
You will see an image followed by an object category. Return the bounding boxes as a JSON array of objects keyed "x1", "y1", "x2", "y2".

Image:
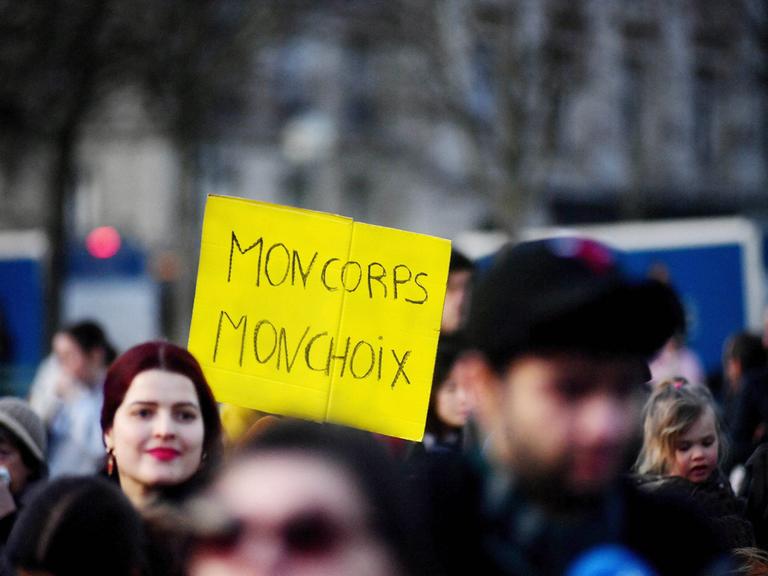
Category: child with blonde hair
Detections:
[{"x1": 634, "y1": 377, "x2": 754, "y2": 549}]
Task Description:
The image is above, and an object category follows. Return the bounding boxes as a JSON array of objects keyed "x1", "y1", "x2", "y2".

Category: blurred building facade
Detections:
[{"x1": 1, "y1": 0, "x2": 766, "y2": 341}]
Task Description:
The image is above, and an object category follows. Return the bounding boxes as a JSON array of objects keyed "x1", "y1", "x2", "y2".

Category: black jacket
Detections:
[
  {"x1": 633, "y1": 471, "x2": 754, "y2": 550},
  {"x1": 409, "y1": 451, "x2": 733, "y2": 576}
]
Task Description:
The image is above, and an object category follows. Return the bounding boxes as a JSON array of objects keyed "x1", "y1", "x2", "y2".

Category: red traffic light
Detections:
[{"x1": 86, "y1": 226, "x2": 121, "y2": 259}]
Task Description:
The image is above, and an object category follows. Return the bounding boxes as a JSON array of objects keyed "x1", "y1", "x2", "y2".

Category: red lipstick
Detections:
[{"x1": 147, "y1": 448, "x2": 180, "y2": 461}]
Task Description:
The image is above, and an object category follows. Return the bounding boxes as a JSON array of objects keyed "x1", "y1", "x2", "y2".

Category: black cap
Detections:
[{"x1": 465, "y1": 237, "x2": 683, "y2": 370}]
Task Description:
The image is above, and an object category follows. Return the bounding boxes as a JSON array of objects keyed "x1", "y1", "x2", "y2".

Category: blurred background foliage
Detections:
[{"x1": 0, "y1": 0, "x2": 766, "y2": 354}]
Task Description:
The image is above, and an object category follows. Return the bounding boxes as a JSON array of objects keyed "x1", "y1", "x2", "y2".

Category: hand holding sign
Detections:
[{"x1": 188, "y1": 195, "x2": 450, "y2": 440}]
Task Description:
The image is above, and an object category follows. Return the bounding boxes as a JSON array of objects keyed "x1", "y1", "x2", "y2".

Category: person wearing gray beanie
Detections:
[
  {"x1": 0, "y1": 398, "x2": 47, "y2": 483},
  {"x1": 0, "y1": 396, "x2": 48, "y2": 559}
]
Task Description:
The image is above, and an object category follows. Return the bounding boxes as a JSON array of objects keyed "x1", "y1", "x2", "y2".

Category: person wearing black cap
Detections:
[
  {"x1": 415, "y1": 237, "x2": 731, "y2": 576},
  {"x1": 5, "y1": 476, "x2": 146, "y2": 576}
]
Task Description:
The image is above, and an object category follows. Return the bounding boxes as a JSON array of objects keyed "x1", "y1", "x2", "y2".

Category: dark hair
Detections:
[
  {"x1": 101, "y1": 341, "x2": 223, "y2": 495},
  {"x1": 449, "y1": 248, "x2": 474, "y2": 273},
  {"x1": 230, "y1": 420, "x2": 430, "y2": 575},
  {"x1": 425, "y1": 335, "x2": 466, "y2": 438},
  {"x1": 725, "y1": 332, "x2": 767, "y2": 374},
  {"x1": 60, "y1": 320, "x2": 117, "y2": 364},
  {"x1": 6, "y1": 476, "x2": 147, "y2": 576}
]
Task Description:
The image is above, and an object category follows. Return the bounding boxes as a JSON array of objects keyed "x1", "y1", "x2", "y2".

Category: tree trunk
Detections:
[{"x1": 45, "y1": 125, "x2": 77, "y2": 342}]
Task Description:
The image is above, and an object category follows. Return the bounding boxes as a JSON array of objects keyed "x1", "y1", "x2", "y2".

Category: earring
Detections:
[{"x1": 106, "y1": 448, "x2": 115, "y2": 477}]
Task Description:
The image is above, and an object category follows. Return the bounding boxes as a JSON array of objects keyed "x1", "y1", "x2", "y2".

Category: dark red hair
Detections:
[{"x1": 101, "y1": 341, "x2": 222, "y2": 471}]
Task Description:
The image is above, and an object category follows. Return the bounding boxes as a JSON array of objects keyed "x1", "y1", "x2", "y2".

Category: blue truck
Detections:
[{"x1": 0, "y1": 230, "x2": 47, "y2": 395}]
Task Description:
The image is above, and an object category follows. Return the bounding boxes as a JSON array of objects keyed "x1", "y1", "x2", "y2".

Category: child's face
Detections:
[{"x1": 668, "y1": 407, "x2": 719, "y2": 483}]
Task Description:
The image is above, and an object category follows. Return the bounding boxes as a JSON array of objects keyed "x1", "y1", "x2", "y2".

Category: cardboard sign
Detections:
[{"x1": 188, "y1": 195, "x2": 450, "y2": 440}]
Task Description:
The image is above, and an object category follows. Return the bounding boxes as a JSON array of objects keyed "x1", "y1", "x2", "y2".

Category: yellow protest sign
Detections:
[{"x1": 188, "y1": 195, "x2": 450, "y2": 440}]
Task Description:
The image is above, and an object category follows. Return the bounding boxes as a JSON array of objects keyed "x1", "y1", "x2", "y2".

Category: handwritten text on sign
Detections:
[{"x1": 188, "y1": 195, "x2": 450, "y2": 440}]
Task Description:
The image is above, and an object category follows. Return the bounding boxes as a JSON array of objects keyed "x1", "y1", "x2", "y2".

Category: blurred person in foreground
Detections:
[
  {"x1": 416, "y1": 237, "x2": 731, "y2": 575},
  {"x1": 29, "y1": 320, "x2": 117, "y2": 477},
  {"x1": 182, "y1": 419, "x2": 431, "y2": 576},
  {"x1": 100, "y1": 341, "x2": 223, "y2": 510},
  {"x1": 5, "y1": 476, "x2": 147, "y2": 576}
]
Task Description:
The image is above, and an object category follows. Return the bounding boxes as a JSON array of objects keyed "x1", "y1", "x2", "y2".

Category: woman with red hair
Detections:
[{"x1": 100, "y1": 341, "x2": 222, "y2": 510}]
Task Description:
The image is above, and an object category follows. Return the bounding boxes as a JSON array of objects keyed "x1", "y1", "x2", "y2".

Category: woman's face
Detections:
[
  {"x1": 435, "y1": 369, "x2": 472, "y2": 429},
  {"x1": 187, "y1": 453, "x2": 405, "y2": 576},
  {"x1": 104, "y1": 369, "x2": 205, "y2": 505}
]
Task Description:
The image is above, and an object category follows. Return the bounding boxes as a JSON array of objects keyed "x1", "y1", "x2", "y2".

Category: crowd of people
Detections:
[{"x1": 3, "y1": 238, "x2": 768, "y2": 574}]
